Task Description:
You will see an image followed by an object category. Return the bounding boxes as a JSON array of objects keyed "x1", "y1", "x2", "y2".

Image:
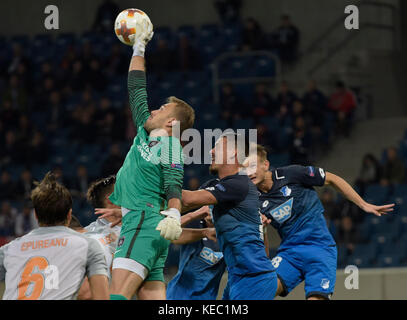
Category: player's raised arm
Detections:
[
  {"x1": 127, "y1": 19, "x2": 154, "y2": 128},
  {"x1": 172, "y1": 228, "x2": 217, "y2": 245},
  {"x1": 324, "y1": 171, "x2": 395, "y2": 216},
  {"x1": 182, "y1": 190, "x2": 218, "y2": 212}
]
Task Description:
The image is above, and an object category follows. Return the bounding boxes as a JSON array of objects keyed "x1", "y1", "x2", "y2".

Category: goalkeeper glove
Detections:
[
  {"x1": 132, "y1": 18, "x2": 154, "y2": 57},
  {"x1": 156, "y1": 208, "x2": 182, "y2": 241}
]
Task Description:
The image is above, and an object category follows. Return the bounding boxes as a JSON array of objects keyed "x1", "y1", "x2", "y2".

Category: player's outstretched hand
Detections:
[
  {"x1": 156, "y1": 208, "x2": 182, "y2": 240},
  {"x1": 95, "y1": 208, "x2": 122, "y2": 227},
  {"x1": 361, "y1": 202, "x2": 395, "y2": 217}
]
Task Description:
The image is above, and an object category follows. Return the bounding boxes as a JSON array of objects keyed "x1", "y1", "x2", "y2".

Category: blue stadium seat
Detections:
[
  {"x1": 364, "y1": 184, "x2": 390, "y2": 204},
  {"x1": 375, "y1": 253, "x2": 402, "y2": 268}
]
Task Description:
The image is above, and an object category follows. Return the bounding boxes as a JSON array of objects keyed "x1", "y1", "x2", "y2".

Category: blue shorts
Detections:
[
  {"x1": 222, "y1": 271, "x2": 278, "y2": 300},
  {"x1": 271, "y1": 245, "x2": 337, "y2": 299}
]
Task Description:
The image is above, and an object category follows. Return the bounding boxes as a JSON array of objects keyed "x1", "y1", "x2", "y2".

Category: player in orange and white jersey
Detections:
[{"x1": 0, "y1": 172, "x2": 109, "y2": 300}]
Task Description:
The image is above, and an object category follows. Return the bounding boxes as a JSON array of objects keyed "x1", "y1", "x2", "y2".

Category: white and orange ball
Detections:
[{"x1": 114, "y1": 9, "x2": 152, "y2": 46}]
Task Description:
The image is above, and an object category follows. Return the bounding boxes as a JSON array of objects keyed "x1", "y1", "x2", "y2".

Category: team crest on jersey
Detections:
[
  {"x1": 118, "y1": 236, "x2": 125, "y2": 247},
  {"x1": 269, "y1": 198, "x2": 293, "y2": 224},
  {"x1": 280, "y1": 186, "x2": 292, "y2": 197},
  {"x1": 148, "y1": 141, "x2": 160, "y2": 148},
  {"x1": 321, "y1": 279, "x2": 330, "y2": 290}
]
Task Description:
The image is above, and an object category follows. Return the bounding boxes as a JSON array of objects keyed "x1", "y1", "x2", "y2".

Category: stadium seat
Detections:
[
  {"x1": 375, "y1": 253, "x2": 402, "y2": 268},
  {"x1": 364, "y1": 184, "x2": 390, "y2": 205}
]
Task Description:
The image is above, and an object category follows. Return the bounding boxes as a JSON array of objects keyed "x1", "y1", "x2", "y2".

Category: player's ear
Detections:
[{"x1": 264, "y1": 160, "x2": 270, "y2": 171}]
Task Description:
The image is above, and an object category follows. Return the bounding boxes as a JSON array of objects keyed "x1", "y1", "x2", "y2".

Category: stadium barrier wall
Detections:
[{"x1": 2, "y1": 267, "x2": 407, "y2": 299}]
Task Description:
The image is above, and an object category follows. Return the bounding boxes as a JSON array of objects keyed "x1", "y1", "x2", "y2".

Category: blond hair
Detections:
[{"x1": 167, "y1": 96, "x2": 195, "y2": 134}]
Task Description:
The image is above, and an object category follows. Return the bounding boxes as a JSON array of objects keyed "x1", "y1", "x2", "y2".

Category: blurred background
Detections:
[{"x1": 0, "y1": 0, "x2": 406, "y2": 299}]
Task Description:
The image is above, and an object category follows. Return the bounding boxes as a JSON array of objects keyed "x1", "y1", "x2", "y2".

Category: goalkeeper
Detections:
[{"x1": 109, "y1": 19, "x2": 195, "y2": 300}]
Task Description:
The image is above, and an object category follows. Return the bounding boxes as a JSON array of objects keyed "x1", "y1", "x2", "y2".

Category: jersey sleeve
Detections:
[
  {"x1": 205, "y1": 176, "x2": 249, "y2": 204},
  {"x1": 0, "y1": 245, "x2": 6, "y2": 281},
  {"x1": 288, "y1": 165, "x2": 326, "y2": 187},
  {"x1": 128, "y1": 70, "x2": 150, "y2": 128},
  {"x1": 160, "y1": 136, "x2": 184, "y2": 201},
  {"x1": 85, "y1": 237, "x2": 109, "y2": 279}
]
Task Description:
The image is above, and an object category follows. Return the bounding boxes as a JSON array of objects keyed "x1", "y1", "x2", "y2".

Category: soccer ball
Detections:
[{"x1": 114, "y1": 9, "x2": 152, "y2": 46}]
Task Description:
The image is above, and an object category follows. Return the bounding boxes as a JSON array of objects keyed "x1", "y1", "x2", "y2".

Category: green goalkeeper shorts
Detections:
[{"x1": 114, "y1": 208, "x2": 170, "y2": 282}]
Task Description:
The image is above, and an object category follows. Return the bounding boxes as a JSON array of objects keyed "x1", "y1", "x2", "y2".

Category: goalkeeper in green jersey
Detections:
[{"x1": 108, "y1": 20, "x2": 195, "y2": 300}]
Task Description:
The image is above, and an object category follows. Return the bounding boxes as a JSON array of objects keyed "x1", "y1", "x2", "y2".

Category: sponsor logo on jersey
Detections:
[
  {"x1": 262, "y1": 200, "x2": 269, "y2": 208},
  {"x1": 199, "y1": 247, "x2": 223, "y2": 266},
  {"x1": 118, "y1": 236, "x2": 125, "y2": 247},
  {"x1": 170, "y1": 163, "x2": 183, "y2": 170},
  {"x1": 319, "y1": 168, "x2": 326, "y2": 178},
  {"x1": 205, "y1": 187, "x2": 215, "y2": 191},
  {"x1": 268, "y1": 198, "x2": 293, "y2": 224},
  {"x1": 280, "y1": 186, "x2": 292, "y2": 197},
  {"x1": 321, "y1": 278, "x2": 330, "y2": 290},
  {"x1": 215, "y1": 184, "x2": 226, "y2": 192},
  {"x1": 308, "y1": 166, "x2": 315, "y2": 177},
  {"x1": 148, "y1": 141, "x2": 160, "y2": 148}
]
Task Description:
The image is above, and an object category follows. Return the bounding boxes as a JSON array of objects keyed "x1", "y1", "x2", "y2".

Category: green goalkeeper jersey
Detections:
[{"x1": 109, "y1": 70, "x2": 184, "y2": 212}]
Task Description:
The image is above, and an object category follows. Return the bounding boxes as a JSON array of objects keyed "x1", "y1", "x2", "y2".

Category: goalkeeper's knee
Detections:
[{"x1": 110, "y1": 294, "x2": 128, "y2": 300}]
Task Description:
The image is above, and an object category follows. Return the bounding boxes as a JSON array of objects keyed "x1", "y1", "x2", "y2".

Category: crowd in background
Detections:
[{"x1": 0, "y1": 0, "x2": 405, "y2": 264}]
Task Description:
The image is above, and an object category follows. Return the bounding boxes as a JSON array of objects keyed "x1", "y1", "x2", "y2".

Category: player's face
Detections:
[
  {"x1": 144, "y1": 103, "x2": 177, "y2": 133},
  {"x1": 244, "y1": 154, "x2": 269, "y2": 185},
  {"x1": 209, "y1": 137, "x2": 234, "y2": 174}
]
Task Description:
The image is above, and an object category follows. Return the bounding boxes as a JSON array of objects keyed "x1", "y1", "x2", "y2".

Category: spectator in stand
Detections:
[
  {"x1": 17, "y1": 114, "x2": 34, "y2": 146},
  {"x1": 302, "y1": 80, "x2": 327, "y2": 122},
  {"x1": 106, "y1": 43, "x2": 128, "y2": 76},
  {"x1": 8, "y1": 43, "x2": 30, "y2": 75},
  {"x1": 84, "y1": 58, "x2": 106, "y2": 92},
  {"x1": 46, "y1": 91, "x2": 65, "y2": 133},
  {"x1": 252, "y1": 83, "x2": 274, "y2": 119},
  {"x1": 28, "y1": 130, "x2": 48, "y2": 164},
  {"x1": 355, "y1": 154, "x2": 382, "y2": 196},
  {"x1": 274, "y1": 15, "x2": 300, "y2": 63},
  {"x1": 381, "y1": 147, "x2": 406, "y2": 184},
  {"x1": 14, "y1": 202, "x2": 38, "y2": 237},
  {"x1": 92, "y1": 0, "x2": 119, "y2": 33},
  {"x1": 176, "y1": 35, "x2": 200, "y2": 71},
  {"x1": 328, "y1": 81, "x2": 357, "y2": 137},
  {"x1": 0, "y1": 99, "x2": 20, "y2": 131},
  {"x1": 241, "y1": 18, "x2": 265, "y2": 51},
  {"x1": 2, "y1": 74, "x2": 28, "y2": 113},
  {"x1": 72, "y1": 108, "x2": 97, "y2": 144},
  {"x1": 149, "y1": 38, "x2": 174, "y2": 76},
  {"x1": 0, "y1": 201, "x2": 17, "y2": 237},
  {"x1": 52, "y1": 166, "x2": 69, "y2": 187},
  {"x1": 15, "y1": 169, "x2": 34, "y2": 201},
  {"x1": 336, "y1": 216, "x2": 360, "y2": 255},
  {"x1": 276, "y1": 104, "x2": 292, "y2": 129},
  {"x1": 0, "y1": 171, "x2": 16, "y2": 201},
  {"x1": 276, "y1": 81, "x2": 297, "y2": 108},
  {"x1": 1, "y1": 130, "x2": 24, "y2": 166},
  {"x1": 220, "y1": 83, "x2": 240, "y2": 126},
  {"x1": 290, "y1": 116, "x2": 312, "y2": 165},
  {"x1": 70, "y1": 165, "x2": 92, "y2": 199},
  {"x1": 101, "y1": 143, "x2": 124, "y2": 177},
  {"x1": 214, "y1": 0, "x2": 242, "y2": 24},
  {"x1": 321, "y1": 189, "x2": 341, "y2": 223}
]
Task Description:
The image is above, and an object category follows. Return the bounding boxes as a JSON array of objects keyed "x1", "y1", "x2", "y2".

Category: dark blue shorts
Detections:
[
  {"x1": 271, "y1": 245, "x2": 337, "y2": 299},
  {"x1": 222, "y1": 271, "x2": 278, "y2": 300}
]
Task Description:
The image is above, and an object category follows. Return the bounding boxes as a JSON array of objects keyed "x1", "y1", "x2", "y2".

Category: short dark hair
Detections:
[
  {"x1": 31, "y1": 172, "x2": 72, "y2": 226},
  {"x1": 167, "y1": 96, "x2": 195, "y2": 134},
  {"x1": 87, "y1": 175, "x2": 116, "y2": 208},
  {"x1": 69, "y1": 215, "x2": 83, "y2": 230}
]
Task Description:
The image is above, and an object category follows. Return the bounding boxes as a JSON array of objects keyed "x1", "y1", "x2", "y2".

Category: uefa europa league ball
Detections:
[{"x1": 114, "y1": 9, "x2": 152, "y2": 46}]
